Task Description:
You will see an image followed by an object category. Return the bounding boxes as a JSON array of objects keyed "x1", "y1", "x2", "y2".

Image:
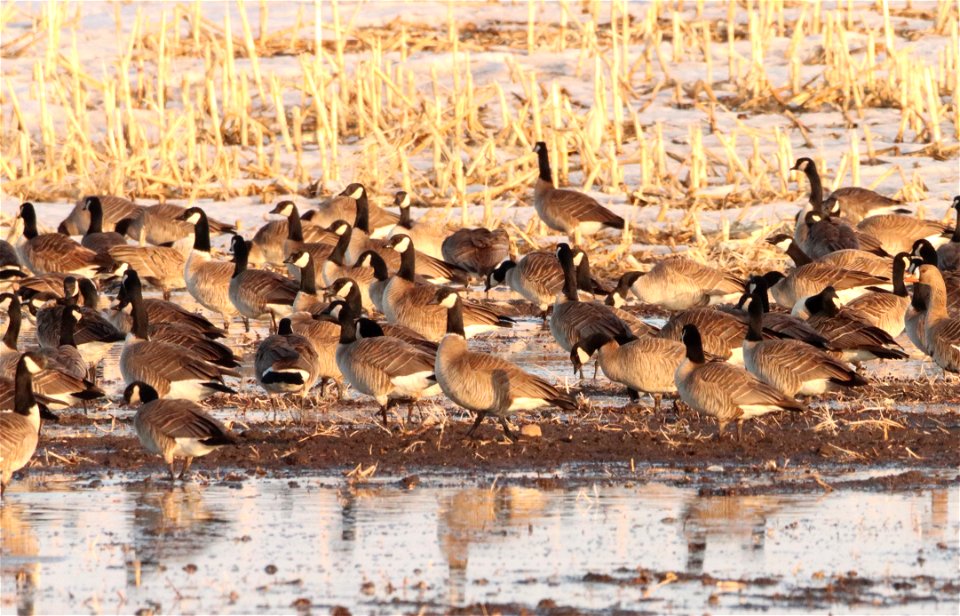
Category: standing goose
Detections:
[
  {"x1": 0, "y1": 294, "x2": 104, "y2": 408},
  {"x1": 758, "y1": 263, "x2": 888, "y2": 311},
  {"x1": 124, "y1": 382, "x2": 238, "y2": 480},
  {"x1": 937, "y1": 196, "x2": 960, "y2": 271},
  {"x1": 610, "y1": 257, "x2": 744, "y2": 311},
  {"x1": 1, "y1": 353, "x2": 57, "y2": 495},
  {"x1": 59, "y1": 194, "x2": 141, "y2": 236},
  {"x1": 570, "y1": 332, "x2": 684, "y2": 410},
  {"x1": 842, "y1": 253, "x2": 913, "y2": 338},
  {"x1": 41, "y1": 306, "x2": 89, "y2": 380},
  {"x1": 675, "y1": 324, "x2": 805, "y2": 440},
  {"x1": 254, "y1": 318, "x2": 321, "y2": 403},
  {"x1": 735, "y1": 277, "x2": 833, "y2": 350},
  {"x1": 796, "y1": 287, "x2": 909, "y2": 363},
  {"x1": 356, "y1": 250, "x2": 393, "y2": 314},
  {"x1": 120, "y1": 203, "x2": 235, "y2": 248},
  {"x1": 387, "y1": 191, "x2": 446, "y2": 258},
  {"x1": 485, "y1": 252, "x2": 565, "y2": 321},
  {"x1": 178, "y1": 207, "x2": 237, "y2": 329},
  {"x1": 107, "y1": 230, "x2": 187, "y2": 300},
  {"x1": 334, "y1": 304, "x2": 440, "y2": 425},
  {"x1": 765, "y1": 233, "x2": 891, "y2": 277},
  {"x1": 317, "y1": 221, "x2": 376, "y2": 308},
  {"x1": 228, "y1": 235, "x2": 299, "y2": 331},
  {"x1": 283, "y1": 250, "x2": 327, "y2": 314},
  {"x1": 304, "y1": 183, "x2": 399, "y2": 239},
  {"x1": 741, "y1": 292, "x2": 866, "y2": 398},
  {"x1": 10, "y1": 203, "x2": 102, "y2": 277},
  {"x1": 792, "y1": 157, "x2": 906, "y2": 223},
  {"x1": 80, "y1": 197, "x2": 128, "y2": 256},
  {"x1": 269, "y1": 200, "x2": 338, "y2": 278},
  {"x1": 910, "y1": 240, "x2": 960, "y2": 317},
  {"x1": 382, "y1": 235, "x2": 513, "y2": 342},
  {"x1": 854, "y1": 213, "x2": 952, "y2": 256},
  {"x1": 34, "y1": 277, "x2": 125, "y2": 368},
  {"x1": 250, "y1": 199, "x2": 335, "y2": 267},
  {"x1": 658, "y1": 307, "x2": 749, "y2": 363},
  {"x1": 104, "y1": 275, "x2": 226, "y2": 340},
  {"x1": 285, "y1": 310, "x2": 343, "y2": 398},
  {"x1": 550, "y1": 244, "x2": 632, "y2": 363},
  {"x1": 532, "y1": 142, "x2": 625, "y2": 244},
  {"x1": 431, "y1": 288, "x2": 576, "y2": 441},
  {"x1": 119, "y1": 269, "x2": 239, "y2": 400},
  {"x1": 914, "y1": 265, "x2": 960, "y2": 373},
  {"x1": 800, "y1": 210, "x2": 888, "y2": 259},
  {"x1": 441, "y1": 227, "x2": 511, "y2": 285}
]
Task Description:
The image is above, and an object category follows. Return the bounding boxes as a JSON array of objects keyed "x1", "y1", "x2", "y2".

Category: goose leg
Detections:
[
  {"x1": 652, "y1": 393, "x2": 662, "y2": 411},
  {"x1": 168, "y1": 462, "x2": 178, "y2": 481},
  {"x1": 270, "y1": 313, "x2": 278, "y2": 332},
  {"x1": 736, "y1": 420, "x2": 744, "y2": 442},
  {"x1": 498, "y1": 416, "x2": 517, "y2": 442},
  {"x1": 163, "y1": 289, "x2": 171, "y2": 301},
  {"x1": 627, "y1": 388, "x2": 639, "y2": 403},
  {"x1": 243, "y1": 317, "x2": 250, "y2": 333},
  {"x1": 179, "y1": 457, "x2": 194, "y2": 480},
  {"x1": 465, "y1": 411, "x2": 487, "y2": 439}
]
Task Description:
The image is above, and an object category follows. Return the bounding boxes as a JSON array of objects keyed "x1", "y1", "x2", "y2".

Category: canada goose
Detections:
[
  {"x1": 41, "y1": 306, "x2": 88, "y2": 380},
  {"x1": 570, "y1": 332, "x2": 684, "y2": 410},
  {"x1": 905, "y1": 277, "x2": 931, "y2": 354},
  {"x1": 741, "y1": 292, "x2": 866, "y2": 397},
  {"x1": 80, "y1": 197, "x2": 127, "y2": 256},
  {"x1": 485, "y1": 252, "x2": 564, "y2": 320},
  {"x1": 0, "y1": 240, "x2": 19, "y2": 268},
  {"x1": 0, "y1": 353, "x2": 57, "y2": 495},
  {"x1": 228, "y1": 235, "x2": 298, "y2": 332},
  {"x1": 251, "y1": 199, "x2": 336, "y2": 266},
  {"x1": 854, "y1": 213, "x2": 952, "y2": 255},
  {"x1": 283, "y1": 250, "x2": 327, "y2": 314},
  {"x1": 119, "y1": 269, "x2": 239, "y2": 400},
  {"x1": 106, "y1": 230, "x2": 187, "y2": 300},
  {"x1": 58, "y1": 194, "x2": 141, "y2": 236},
  {"x1": 735, "y1": 277, "x2": 833, "y2": 350},
  {"x1": 16, "y1": 272, "x2": 87, "y2": 304},
  {"x1": 797, "y1": 287, "x2": 908, "y2": 363},
  {"x1": 177, "y1": 207, "x2": 237, "y2": 329},
  {"x1": 430, "y1": 288, "x2": 576, "y2": 440},
  {"x1": 550, "y1": 244, "x2": 632, "y2": 366},
  {"x1": 915, "y1": 265, "x2": 960, "y2": 373},
  {"x1": 121, "y1": 203, "x2": 235, "y2": 248},
  {"x1": 659, "y1": 307, "x2": 749, "y2": 363},
  {"x1": 0, "y1": 241, "x2": 23, "y2": 293},
  {"x1": 269, "y1": 200, "x2": 338, "y2": 278},
  {"x1": 305, "y1": 183, "x2": 399, "y2": 240},
  {"x1": 33, "y1": 277, "x2": 125, "y2": 368},
  {"x1": 757, "y1": 263, "x2": 888, "y2": 311},
  {"x1": 937, "y1": 196, "x2": 960, "y2": 271},
  {"x1": 382, "y1": 235, "x2": 513, "y2": 342},
  {"x1": 532, "y1": 142, "x2": 625, "y2": 244},
  {"x1": 0, "y1": 294, "x2": 105, "y2": 408},
  {"x1": 441, "y1": 227, "x2": 511, "y2": 285},
  {"x1": 357, "y1": 250, "x2": 391, "y2": 314},
  {"x1": 9, "y1": 203, "x2": 103, "y2": 277},
  {"x1": 316, "y1": 221, "x2": 376, "y2": 308},
  {"x1": 800, "y1": 210, "x2": 888, "y2": 258},
  {"x1": 334, "y1": 303, "x2": 440, "y2": 425},
  {"x1": 792, "y1": 157, "x2": 906, "y2": 223},
  {"x1": 123, "y1": 382, "x2": 238, "y2": 480},
  {"x1": 910, "y1": 240, "x2": 960, "y2": 317},
  {"x1": 765, "y1": 233, "x2": 892, "y2": 277},
  {"x1": 610, "y1": 257, "x2": 744, "y2": 311},
  {"x1": 675, "y1": 324, "x2": 805, "y2": 440},
  {"x1": 285, "y1": 310, "x2": 343, "y2": 398},
  {"x1": 325, "y1": 280, "x2": 439, "y2": 355},
  {"x1": 105, "y1": 279, "x2": 226, "y2": 340},
  {"x1": 254, "y1": 318, "x2": 321, "y2": 402},
  {"x1": 387, "y1": 191, "x2": 446, "y2": 258},
  {"x1": 842, "y1": 253, "x2": 913, "y2": 338}
]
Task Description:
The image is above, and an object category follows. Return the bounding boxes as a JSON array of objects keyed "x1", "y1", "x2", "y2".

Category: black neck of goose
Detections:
[
  {"x1": 354, "y1": 192, "x2": 370, "y2": 233},
  {"x1": 342, "y1": 283, "x2": 363, "y2": 315},
  {"x1": 63, "y1": 288, "x2": 78, "y2": 307},
  {"x1": 892, "y1": 256, "x2": 908, "y2": 297},
  {"x1": 560, "y1": 251, "x2": 579, "y2": 302},
  {"x1": 756, "y1": 284, "x2": 771, "y2": 313},
  {"x1": 299, "y1": 256, "x2": 317, "y2": 294},
  {"x1": 338, "y1": 313, "x2": 358, "y2": 345},
  {"x1": 14, "y1": 360, "x2": 37, "y2": 416},
  {"x1": 88, "y1": 200, "x2": 104, "y2": 234},
  {"x1": 232, "y1": 240, "x2": 248, "y2": 277},
  {"x1": 329, "y1": 227, "x2": 352, "y2": 266},
  {"x1": 784, "y1": 241, "x2": 812, "y2": 266},
  {"x1": 128, "y1": 279, "x2": 150, "y2": 338},
  {"x1": 806, "y1": 291, "x2": 837, "y2": 317},
  {"x1": 745, "y1": 298, "x2": 764, "y2": 342},
  {"x1": 684, "y1": 330, "x2": 706, "y2": 364},
  {"x1": 804, "y1": 165, "x2": 823, "y2": 208},
  {"x1": 364, "y1": 252, "x2": 389, "y2": 281},
  {"x1": 79, "y1": 279, "x2": 99, "y2": 308},
  {"x1": 398, "y1": 206, "x2": 412, "y2": 229},
  {"x1": 397, "y1": 245, "x2": 416, "y2": 281},
  {"x1": 3, "y1": 297, "x2": 21, "y2": 351},
  {"x1": 192, "y1": 212, "x2": 212, "y2": 253},
  {"x1": 445, "y1": 299, "x2": 466, "y2": 337},
  {"x1": 21, "y1": 204, "x2": 39, "y2": 239},
  {"x1": 575, "y1": 253, "x2": 594, "y2": 293},
  {"x1": 537, "y1": 147, "x2": 552, "y2": 183},
  {"x1": 59, "y1": 311, "x2": 77, "y2": 347},
  {"x1": 287, "y1": 206, "x2": 304, "y2": 242},
  {"x1": 952, "y1": 205, "x2": 960, "y2": 242}
]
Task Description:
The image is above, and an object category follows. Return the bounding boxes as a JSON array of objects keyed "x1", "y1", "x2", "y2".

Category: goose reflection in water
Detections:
[
  {"x1": 124, "y1": 484, "x2": 232, "y2": 587},
  {"x1": 1, "y1": 501, "x2": 40, "y2": 616}
]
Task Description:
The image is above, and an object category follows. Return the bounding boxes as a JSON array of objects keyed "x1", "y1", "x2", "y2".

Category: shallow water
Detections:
[{"x1": 2, "y1": 476, "x2": 957, "y2": 614}]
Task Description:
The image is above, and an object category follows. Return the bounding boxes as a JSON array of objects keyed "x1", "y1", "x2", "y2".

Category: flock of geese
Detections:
[{"x1": 1, "y1": 143, "x2": 959, "y2": 490}]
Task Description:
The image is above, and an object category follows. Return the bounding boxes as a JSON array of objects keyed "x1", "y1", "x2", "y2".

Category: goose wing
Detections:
[
  {"x1": 27, "y1": 234, "x2": 100, "y2": 272},
  {"x1": 141, "y1": 400, "x2": 234, "y2": 440},
  {"x1": 548, "y1": 188, "x2": 625, "y2": 227},
  {"x1": 352, "y1": 337, "x2": 435, "y2": 378},
  {"x1": 694, "y1": 362, "x2": 802, "y2": 409}
]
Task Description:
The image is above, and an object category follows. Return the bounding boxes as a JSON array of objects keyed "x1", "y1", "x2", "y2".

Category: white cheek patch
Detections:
[
  {"x1": 350, "y1": 188, "x2": 363, "y2": 200},
  {"x1": 572, "y1": 253, "x2": 584, "y2": 267},
  {"x1": 336, "y1": 282, "x2": 354, "y2": 297},
  {"x1": 401, "y1": 193, "x2": 410, "y2": 207},
  {"x1": 335, "y1": 224, "x2": 348, "y2": 235},
  {"x1": 441, "y1": 293, "x2": 458, "y2": 308},
  {"x1": 187, "y1": 213, "x2": 201, "y2": 224},
  {"x1": 23, "y1": 355, "x2": 42, "y2": 373},
  {"x1": 576, "y1": 348, "x2": 590, "y2": 363},
  {"x1": 294, "y1": 253, "x2": 310, "y2": 268},
  {"x1": 395, "y1": 237, "x2": 410, "y2": 252},
  {"x1": 329, "y1": 305, "x2": 342, "y2": 318}
]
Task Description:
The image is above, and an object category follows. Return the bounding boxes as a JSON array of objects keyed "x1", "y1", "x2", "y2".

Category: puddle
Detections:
[{"x1": 2, "y1": 477, "x2": 957, "y2": 614}]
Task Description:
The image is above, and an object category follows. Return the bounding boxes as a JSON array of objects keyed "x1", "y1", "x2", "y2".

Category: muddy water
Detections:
[{"x1": 2, "y1": 476, "x2": 957, "y2": 614}]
